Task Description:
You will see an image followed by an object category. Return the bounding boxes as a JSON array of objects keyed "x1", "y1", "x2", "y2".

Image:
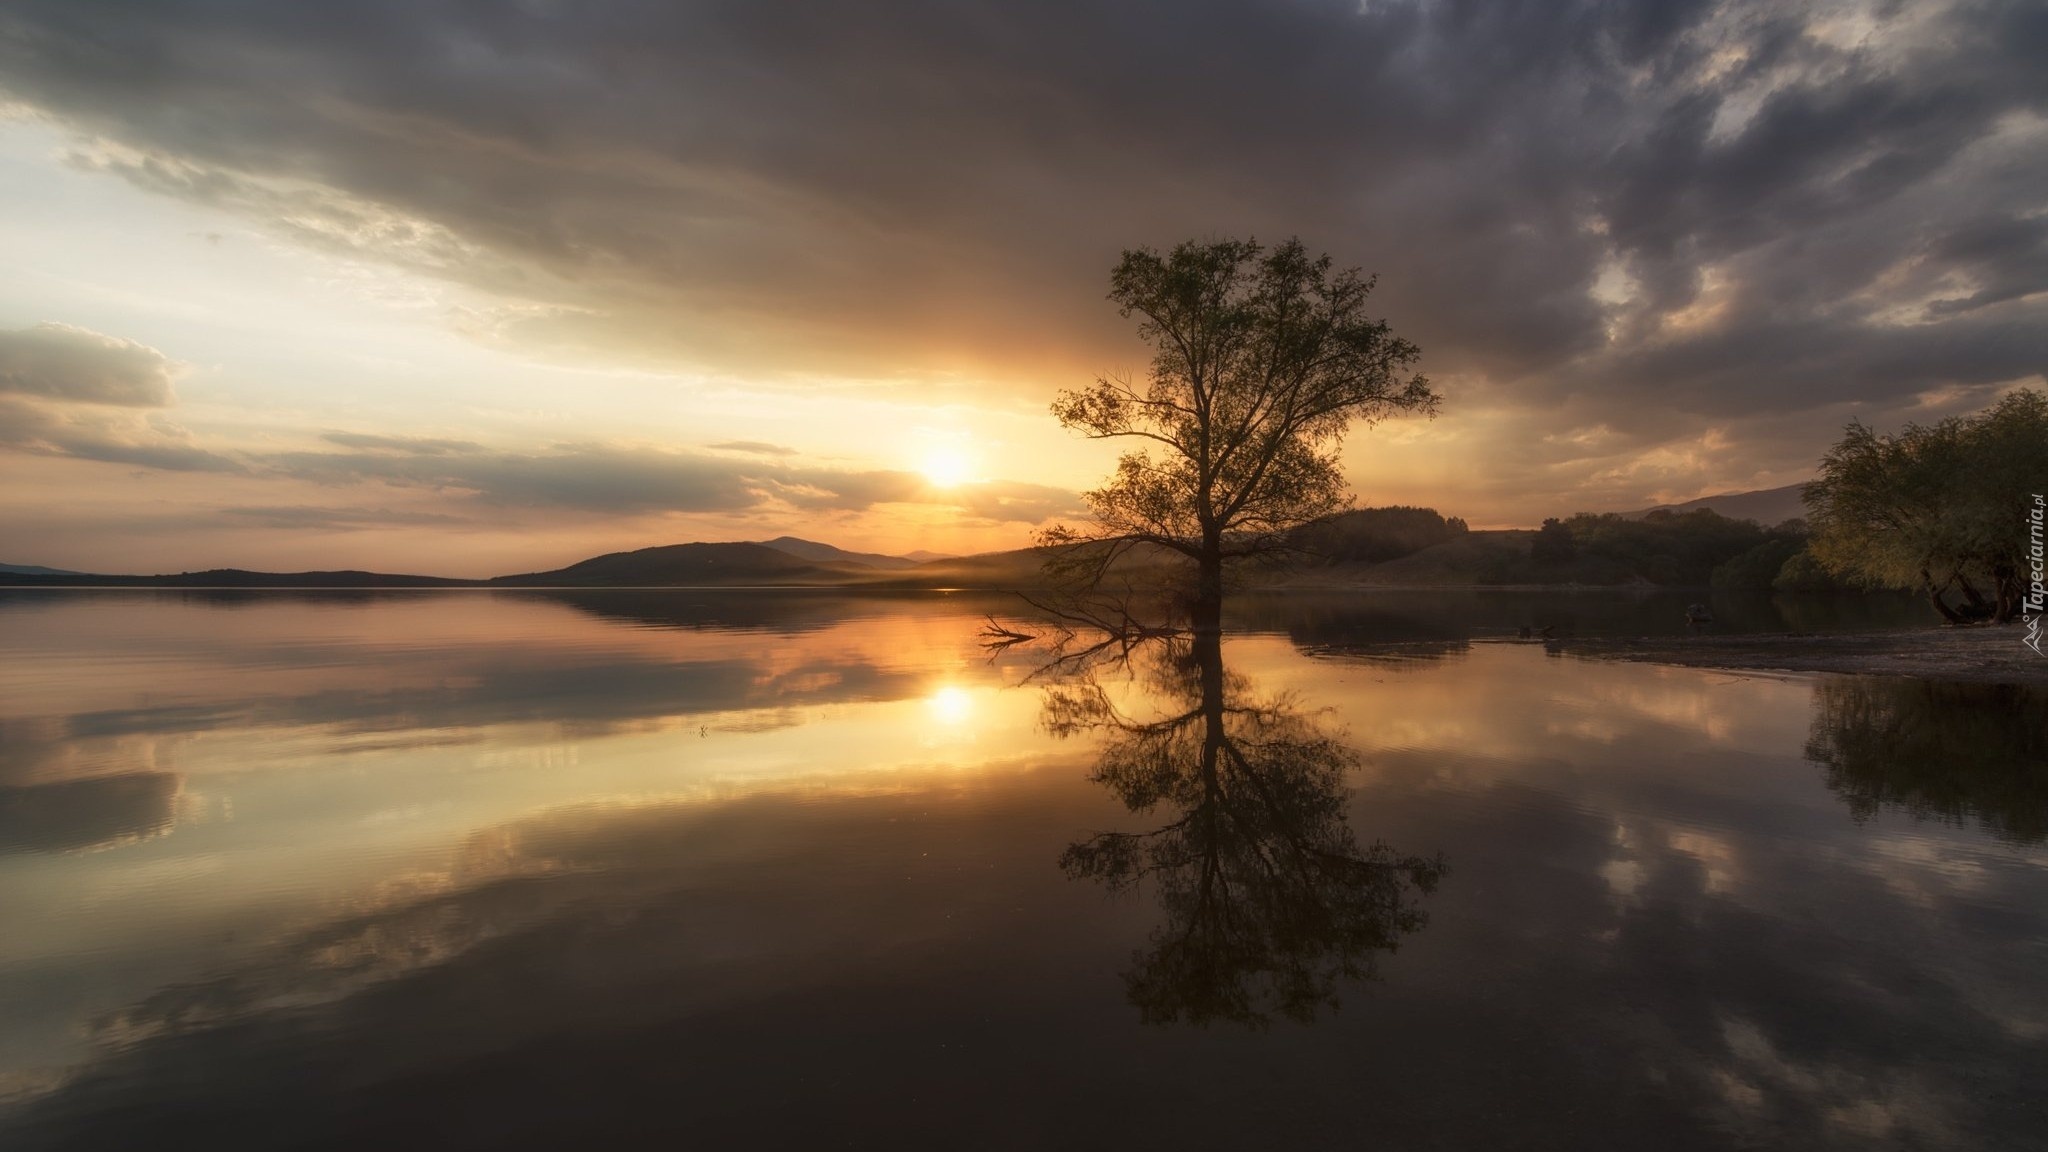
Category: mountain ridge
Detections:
[
  {"x1": 491, "y1": 541, "x2": 865, "y2": 586},
  {"x1": 1618, "y1": 483, "x2": 1810, "y2": 527},
  {"x1": 749, "y1": 536, "x2": 923, "y2": 570},
  {"x1": 0, "y1": 490, "x2": 1819, "y2": 591}
]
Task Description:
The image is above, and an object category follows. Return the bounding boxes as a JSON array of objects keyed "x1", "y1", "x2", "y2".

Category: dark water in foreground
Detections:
[{"x1": 0, "y1": 589, "x2": 2041, "y2": 1150}]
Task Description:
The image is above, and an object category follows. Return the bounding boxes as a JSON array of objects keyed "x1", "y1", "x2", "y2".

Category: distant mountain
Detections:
[
  {"x1": 1621, "y1": 483, "x2": 1810, "y2": 527},
  {"x1": 750, "y1": 536, "x2": 922, "y2": 570},
  {"x1": 895, "y1": 545, "x2": 1049, "y2": 586},
  {"x1": 0, "y1": 537, "x2": 1152, "y2": 591},
  {"x1": 0, "y1": 563, "x2": 81, "y2": 576},
  {"x1": 0, "y1": 568, "x2": 465, "y2": 588},
  {"x1": 490, "y1": 541, "x2": 868, "y2": 586},
  {"x1": 903, "y1": 550, "x2": 955, "y2": 563}
]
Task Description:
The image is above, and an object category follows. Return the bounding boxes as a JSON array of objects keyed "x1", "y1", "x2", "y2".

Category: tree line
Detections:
[{"x1": 1037, "y1": 235, "x2": 2043, "y2": 620}]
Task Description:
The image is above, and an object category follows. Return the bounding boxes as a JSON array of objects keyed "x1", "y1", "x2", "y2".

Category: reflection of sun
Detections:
[
  {"x1": 920, "y1": 448, "x2": 972, "y2": 488},
  {"x1": 926, "y1": 685, "x2": 973, "y2": 725}
]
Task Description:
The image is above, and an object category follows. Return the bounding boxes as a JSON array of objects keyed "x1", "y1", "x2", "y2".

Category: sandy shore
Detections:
[{"x1": 1557, "y1": 626, "x2": 2048, "y2": 684}]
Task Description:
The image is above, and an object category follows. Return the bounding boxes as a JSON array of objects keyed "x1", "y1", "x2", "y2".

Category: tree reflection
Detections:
[
  {"x1": 1029, "y1": 624, "x2": 1442, "y2": 1026},
  {"x1": 1806, "y1": 676, "x2": 2048, "y2": 844}
]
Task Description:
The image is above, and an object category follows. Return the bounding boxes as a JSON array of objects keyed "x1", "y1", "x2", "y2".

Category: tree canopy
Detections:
[
  {"x1": 1043, "y1": 237, "x2": 1435, "y2": 614},
  {"x1": 1806, "y1": 389, "x2": 2048, "y2": 622},
  {"x1": 1289, "y1": 505, "x2": 1468, "y2": 565}
]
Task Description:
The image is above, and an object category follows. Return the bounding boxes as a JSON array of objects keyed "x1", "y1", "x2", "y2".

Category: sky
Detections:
[{"x1": 0, "y1": 0, "x2": 2044, "y2": 577}]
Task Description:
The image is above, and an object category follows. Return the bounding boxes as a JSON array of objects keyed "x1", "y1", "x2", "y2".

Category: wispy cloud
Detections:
[
  {"x1": 707, "y1": 441, "x2": 797, "y2": 457},
  {"x1": 320, "y1": 432, "x2": 483, "y2": 456},
  {"x1": 219, "y1": 505, "x2": 472, "y2": 530}
]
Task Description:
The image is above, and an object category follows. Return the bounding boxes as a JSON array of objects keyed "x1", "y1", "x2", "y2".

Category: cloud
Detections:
[
  {"x1": 268, "y1": 444, "x2": 768, "y2": 514},
  {"x1": 0, "y1": 323, "x2": 241, "y2": 472},
  {"x1": 320, "y1": 432, "x2": 483, "y2": 455},
  {"x1": 0, "y1": 394, "x2": 242, "y2": 473},
  {"x1": 261, "y1": 442, "x2": 1068, "y2": 524},
  {"x1": 951, "y1": 481, "x2": 1086, "y2": 525},
  {"x1": 0, "y1": 0, "x2": 2042, "y2": 508},
  {"x1": 0, "y1": 322, "x2": 178, "y2": 406},
  {"x1": 0, "y1": 319, "x2": 1071, "y2": 522},
  {"x1": 707, "y1": 441, "x2": 797, "y2": 457},
  {"x1": 219, "y1": 505, "x2": 471, "y2": 530}
]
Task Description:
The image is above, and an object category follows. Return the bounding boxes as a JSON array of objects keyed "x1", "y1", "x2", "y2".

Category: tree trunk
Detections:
[
  {"x1": 1923, "y1": 568, "x2": 1964, "y2": 624},
  {"x1": 1992, "y1": 561, "x2": 2019, "y2": 624},
  {"x1": 1956, "y1": 570, "x2": 1988, "y2": 611},
  {"x1": 1193, "y1": 533, "x2": 1224, "y2": 637}
]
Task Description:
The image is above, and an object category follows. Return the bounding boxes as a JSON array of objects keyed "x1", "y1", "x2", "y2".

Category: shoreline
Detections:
[{"x1": 1554, "y1": 626, "x2": 2047, "y2": 685}]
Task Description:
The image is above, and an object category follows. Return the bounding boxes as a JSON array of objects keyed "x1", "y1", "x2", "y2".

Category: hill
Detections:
[
  {"x1": 0, "y1": 505, "x2": 1816, "y2": 593},
  {"x1": 750, "y1": 536, "x2": 922, "y2": 570},
  {"x1": 888, "y1": 545, "x2": 1051, "y2": 588},
  {"x1": 490, "y1": 541, "x2": 872, "y2": 586},
  {"x1": 0, "y1": 563, "x2": 81, "y2": 576},
  {"x1": 1621, "y1": 483, "x2": 1809, "y2": 527}
]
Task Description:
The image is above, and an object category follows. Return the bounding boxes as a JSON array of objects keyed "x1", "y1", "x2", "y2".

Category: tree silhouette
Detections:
[
  {"x1": 1042, "y1": 237, "x2": 1434, "y2": 626},
  {"x1": 1042, "y1": 627, "x2": 1442, "y2": 1026}
]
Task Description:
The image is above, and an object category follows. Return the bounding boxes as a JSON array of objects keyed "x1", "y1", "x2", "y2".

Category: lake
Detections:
[{"x1": 0, "y1": 588, "x2": 2041, "y2": 1150}]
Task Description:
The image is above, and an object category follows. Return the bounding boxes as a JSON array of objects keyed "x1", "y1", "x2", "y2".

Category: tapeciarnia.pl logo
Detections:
[{"x1": 2026, "y1": 493, "x2": 2044, "y2": 657}]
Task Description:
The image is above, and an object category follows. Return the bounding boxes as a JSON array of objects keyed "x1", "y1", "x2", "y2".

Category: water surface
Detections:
[{"x1": 0, "y1": 589, "x2": 2040, "y2": 1150}]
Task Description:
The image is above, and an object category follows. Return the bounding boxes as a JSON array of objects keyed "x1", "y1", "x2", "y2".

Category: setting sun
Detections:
[{"x1": 920, "y1": 448, "x2": 974, "y2": 488}]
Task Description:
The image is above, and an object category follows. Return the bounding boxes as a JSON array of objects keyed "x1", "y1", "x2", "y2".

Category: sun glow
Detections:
[
  {"x1": 919, "y1": 448, "x2": 973, "y2": 488},
  {"x1": 925, "y1": 684, "x2": 973, "y2": 725}
]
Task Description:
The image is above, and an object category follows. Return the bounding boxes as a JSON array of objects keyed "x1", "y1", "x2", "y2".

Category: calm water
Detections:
[{"x1": 0, "y1": 589, "x2": 2041, "y2": 1150}]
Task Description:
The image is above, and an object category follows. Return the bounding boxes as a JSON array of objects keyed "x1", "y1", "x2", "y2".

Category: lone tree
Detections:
[{"x1": 1042, "y1": 237, "x2": 1435, "y2": 626}]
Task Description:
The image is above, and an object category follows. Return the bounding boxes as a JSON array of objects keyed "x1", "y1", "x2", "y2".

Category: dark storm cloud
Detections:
[{"x1": 0, "y1": 0, "x2": 2042, "y2": 483}]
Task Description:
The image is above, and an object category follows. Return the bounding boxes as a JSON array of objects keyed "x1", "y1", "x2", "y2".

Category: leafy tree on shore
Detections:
[
  {"x1": 1806, "y1": 389, "x2": 2048, "y2": 622},
  {"x1": 1291, "y1": 505, "x2": 1467, "y2": 564},
  {"x1": 1711, "y1": 535, "x2": 1805, "y2": 591},
  {"x1": 1530, "y1": 517, "x2": 1576, "y2": 564},
  {"x1": 1769, "y1": 547, "x2": 1857, "y2": 593}
]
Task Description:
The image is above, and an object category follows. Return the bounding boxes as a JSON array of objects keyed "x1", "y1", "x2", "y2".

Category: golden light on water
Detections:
[{"x1": 925, "y1": 684, "x2": 974, "y2": 725}]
